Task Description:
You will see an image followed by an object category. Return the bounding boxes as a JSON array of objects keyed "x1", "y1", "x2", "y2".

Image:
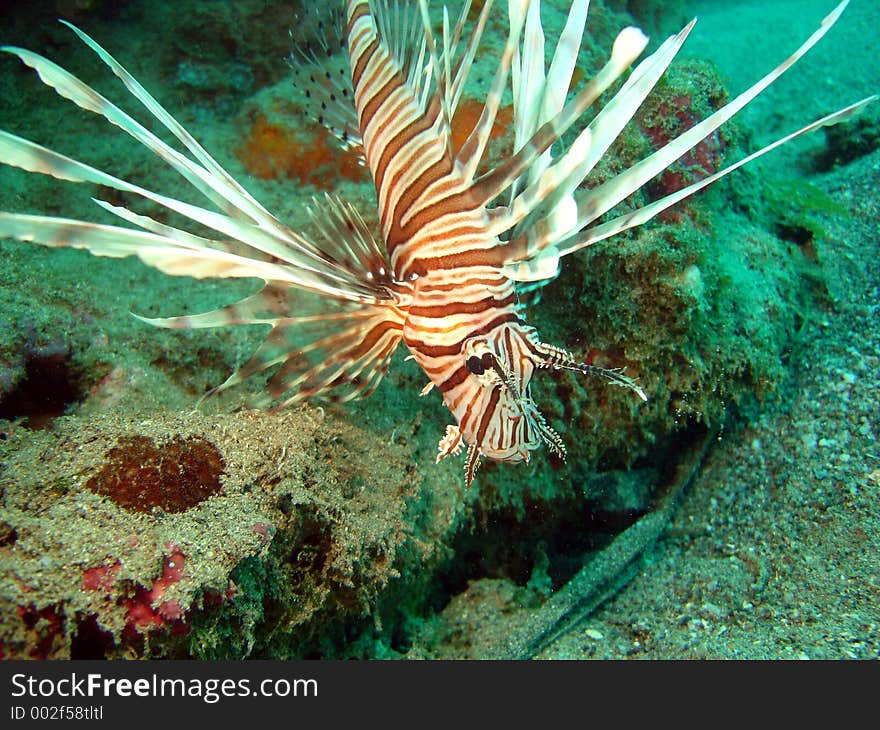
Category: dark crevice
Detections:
[
  {"x1": 71, "y1": 614, "x2": 115, "y2": 660},
  {"x1": 417, "y1": 422, "x2": 708, "y2": 622},
  {"x1": 0, "y1": 352, "x2": 88, "y2": 429}
]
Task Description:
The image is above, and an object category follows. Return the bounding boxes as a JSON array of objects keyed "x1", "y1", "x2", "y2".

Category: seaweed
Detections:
[{"x1": 761, "y1": 179, "x2": 850, "y2": 250}]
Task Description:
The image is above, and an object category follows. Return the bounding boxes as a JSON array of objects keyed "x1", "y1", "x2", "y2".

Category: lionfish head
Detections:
[
  {"x1": 435, "y1": 312, "x2": 651, "y2": 486},
  {"x1": 456, "y1": 323, "x2": 560, "y2": 464}
]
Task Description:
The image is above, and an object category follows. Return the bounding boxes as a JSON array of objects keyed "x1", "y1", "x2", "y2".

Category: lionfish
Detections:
[{"x1": 0, "y1": 1, "x2": 873, "y2": 486}]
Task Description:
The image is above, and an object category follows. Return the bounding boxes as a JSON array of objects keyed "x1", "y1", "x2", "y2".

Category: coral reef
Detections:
[
  {"x1": 0, "y1": 408, "x2": 463, "y2": 658},
  {"x1": 0, "y1": 0, "x2": 873, "y2": 659},
  {"x1": 636, "y1": 60, "x2": 730, "y2": 204}
]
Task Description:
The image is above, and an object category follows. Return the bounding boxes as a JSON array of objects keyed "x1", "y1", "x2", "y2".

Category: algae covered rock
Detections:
[{"x1": 0, "y1": 407, "x2": 461, "y2": 658}]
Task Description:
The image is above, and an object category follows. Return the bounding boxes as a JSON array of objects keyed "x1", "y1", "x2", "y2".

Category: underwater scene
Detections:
[{"x1": 0, "y1": 0, "x2": 877, "y2": 660}]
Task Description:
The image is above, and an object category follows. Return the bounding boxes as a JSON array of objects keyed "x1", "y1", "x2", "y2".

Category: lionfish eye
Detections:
[
  {"x1": 466, "y1": 355, "x2": 485, "y2": 375},
  {"x1": 480, "y1": 352, "x2": 495, "y2": 369}
]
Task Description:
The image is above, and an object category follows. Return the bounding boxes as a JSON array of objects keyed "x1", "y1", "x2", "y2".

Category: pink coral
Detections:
[
  {"x1": 123, "y1": 546, "x2": 187, "y2": 631},
  {"x1": 82, "y1": 561, "x2": 121, "y2": 593}
]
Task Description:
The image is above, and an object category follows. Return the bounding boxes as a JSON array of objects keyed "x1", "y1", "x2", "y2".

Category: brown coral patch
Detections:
[
  {"x1": 85, "y1": 435, "x2": 225, "y2": 514},
  {"x1": 237, "y1": 112, "x2": 367, "y2": 187}
]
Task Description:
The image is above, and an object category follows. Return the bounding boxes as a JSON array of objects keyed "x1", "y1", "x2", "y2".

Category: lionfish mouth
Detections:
[{"x1": 0, "y1": 1, "x2": 874, "y2": 488}]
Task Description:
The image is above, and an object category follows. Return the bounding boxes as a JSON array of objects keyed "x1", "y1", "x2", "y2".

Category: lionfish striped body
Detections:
[
  {"x1": 345, "y1": 0, "x2": 578, "y2": 479},
  {"x1": 0, "y1": 1, "x2": 873, "y2": 486}
]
